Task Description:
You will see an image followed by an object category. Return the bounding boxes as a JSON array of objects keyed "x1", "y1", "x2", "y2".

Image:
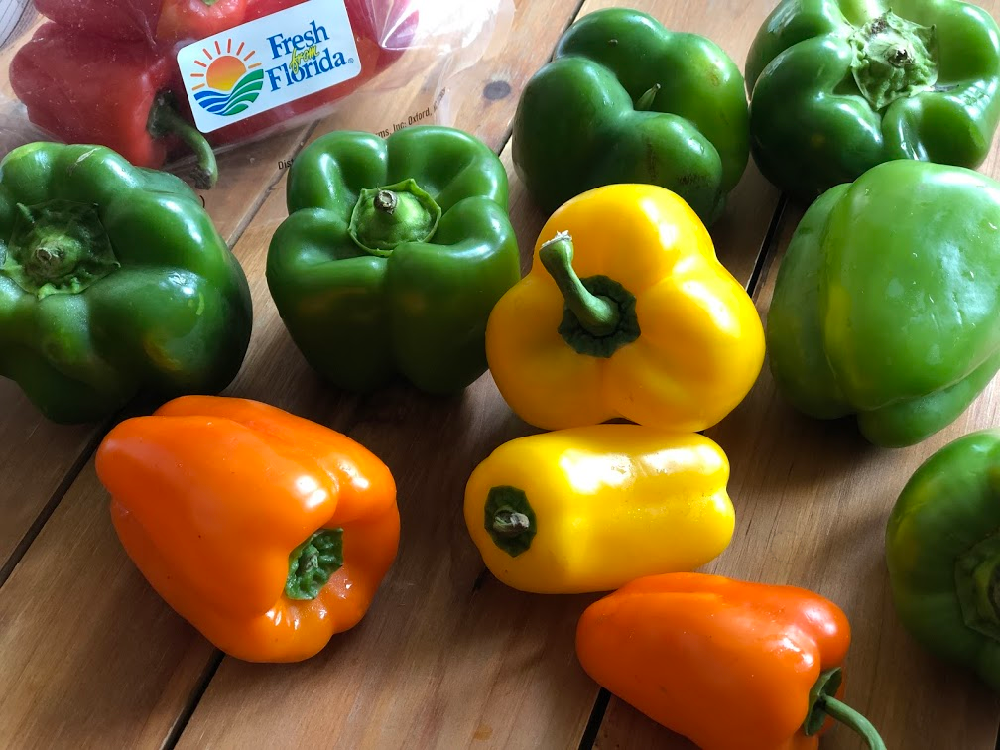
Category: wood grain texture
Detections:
[
  {"x1": 0, "y1": 125, "x2": 312, "y2": 578},
  {"x1": 10, "y1": 0, "x2": 990, "y2": 748},
  {"x1": 595, "y1": 0, "x2": 1000, "y2": 738},
  {"x1": 596, "y1": 207, "x2": 1000, "y2": 750},
  {"x1": 174, "y1": 2, "x2": 782, "y2": 748},
  {"x1": 0, "y1": 454, "x2": 216, "y2": 749},
  {"x1": 0, "y1": 2, "x2": 590, "y2": 748}
]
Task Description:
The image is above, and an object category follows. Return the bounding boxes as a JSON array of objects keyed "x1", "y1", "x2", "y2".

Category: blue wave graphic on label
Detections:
[{"x1": 193, "y1": 68, "x2": 265, "y2": 116}]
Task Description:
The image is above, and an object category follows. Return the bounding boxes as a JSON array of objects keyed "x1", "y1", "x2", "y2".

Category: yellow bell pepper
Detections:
[
  {"x1": 485, "y1": 184, "x2": 765, "y2": 432},
  {"x1": 463, "y1": 425, "x2": 734, "y2": 594}
]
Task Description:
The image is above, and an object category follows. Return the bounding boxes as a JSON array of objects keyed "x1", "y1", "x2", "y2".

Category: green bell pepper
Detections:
[
  {"x1": 0, "y1": 142, "x2": 252, "y2": 424},
  {"x1": 767, "y1": 159, "x2": 1000, "y2": 447},
  {"x1": 266, "y1": 126, "x2": 520, "y2": 395},
  {"x1": 511, "y1": 8, "x2": 749, "y2": 225},
  {"x1": 886, "y1": 430, "x2": 1000, "y2": 691},
  {"x1": 746, "y1": 0, "x2": 1000, "y2": 198}
]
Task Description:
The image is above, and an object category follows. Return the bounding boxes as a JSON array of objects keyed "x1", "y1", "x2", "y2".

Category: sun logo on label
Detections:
[{"x1": 188, "y1": 38, "x2": 264, "y2": 117}]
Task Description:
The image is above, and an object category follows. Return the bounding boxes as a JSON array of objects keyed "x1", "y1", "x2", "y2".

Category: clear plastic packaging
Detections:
[{"x1": 0, "y1": 0, "x2": 514, "y2": 183}]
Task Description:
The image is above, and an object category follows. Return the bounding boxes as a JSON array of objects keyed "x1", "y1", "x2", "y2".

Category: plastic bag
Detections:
[{"x1": 0, "y1": 0, "x2": 514, "y2": 184}]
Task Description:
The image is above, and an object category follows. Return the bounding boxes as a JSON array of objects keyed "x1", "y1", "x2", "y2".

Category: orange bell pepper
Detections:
[
  {"x1": 94, "y1": 395, "x2": 399, "y2": 663},
  {"x1": 575, "y1": 573, "x2": 886, "y2": 750}
]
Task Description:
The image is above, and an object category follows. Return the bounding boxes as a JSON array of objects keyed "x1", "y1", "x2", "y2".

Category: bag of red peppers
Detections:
[{"x1": 0, "y1": 0, "x2": 514, "y2": 186}]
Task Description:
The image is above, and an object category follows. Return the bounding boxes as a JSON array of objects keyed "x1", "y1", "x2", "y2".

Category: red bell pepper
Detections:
[
  {"x1": 32, "y1": 0, "x2": 249, "y2": 45},
  {"x1": 195, "y1": 0, "x2": 419, "y2": 147},
  {"x1": 9, "y1": 23, "x2": 218, "y2": 187},
  {"x1": 12, "y1": 3, "x2": 419, "y2": 182}
]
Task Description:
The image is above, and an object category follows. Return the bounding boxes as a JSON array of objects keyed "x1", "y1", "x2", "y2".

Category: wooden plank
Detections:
[
  {"x1": 175, "y1": 2, "x2": 781, "y2": 749},
  {"x1": 1, "y1": 0, "x2": 775, "y2": 580},
  {"x1": 0, "y1": 455, "x2": 217, "y2": 748},
  {"x1": 0, "y1": 126, "x2": 312, "y2": 577},
  {"x1": 175, "y1": 168, "x2": 599, "y2": 750},
  {"x1": 0, "y1": 2, "x2": 591, "y2": 747},
  {"x1": 595, "y1": 3, "x2": 1000, "y2": 745},
  {"x1": 597, "y1": 206, "x2": 1000, "y2": 750},
  {"x1": 0, "y1": 1, "x2": 524, "y2": 575},
  {"x1": 0, "y1": 7, "x2": 321, "y2": 575}
]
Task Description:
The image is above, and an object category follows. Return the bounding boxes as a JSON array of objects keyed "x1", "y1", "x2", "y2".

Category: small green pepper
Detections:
[
  {"x1": 0, "y1": 143, "x2": 252, "y2": 424},
  {"x1": 266, "y1": 126, "x2": 520, "y2": 395},
  {"x1": 886, "y1": 430, "x2": 1000, "y2": 691},
  {"x1": 746, "y1": 0, "x2": 1000, "y2": 197},
  {"x1": 511, "y1": 8, "x2": 749, "y2": 225},
  {"x1": 767, "y1": 159, "x2": 1000, "y2": 447}
]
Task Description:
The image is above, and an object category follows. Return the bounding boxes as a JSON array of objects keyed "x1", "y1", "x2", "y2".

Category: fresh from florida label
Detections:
[{"x1": 177, "y1": 0, "x2": 361, "y2": 133}]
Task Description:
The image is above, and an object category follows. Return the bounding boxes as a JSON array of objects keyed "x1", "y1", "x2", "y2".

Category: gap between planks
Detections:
[
  {"x1": 2, "y1": 1, "x2": 773, "y2": 745},
  {"x1": 161, "y1": 1, "x2": 593, "y2": 744},
  {"x1": 158, "y1": 0, "x2": 592, "y2": 750},
  {"x1": 574, "y1": 193, "x2": 790, "y2": 750},
  {"x1": 0, "y1": 122, "x2": 321, "y2": 592}
]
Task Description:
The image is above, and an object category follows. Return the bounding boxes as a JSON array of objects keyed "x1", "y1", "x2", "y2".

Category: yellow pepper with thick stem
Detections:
[
  {"x1": 463, "y1": 425, "x2": 734, "y2": 594},
  {"x1": 485, "y1": 184, "x2": 764, "y2": 432}
]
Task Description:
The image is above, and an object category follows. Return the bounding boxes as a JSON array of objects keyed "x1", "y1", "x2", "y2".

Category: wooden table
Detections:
[{"x1": 3, "y1": 1, "x2": 1000, "y2": 748}]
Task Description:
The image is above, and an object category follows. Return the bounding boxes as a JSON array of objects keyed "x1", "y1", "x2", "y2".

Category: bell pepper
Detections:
[
  {"x1": 203, "y1": 0, "x2": 412, "y2": 149},
  {"x1": 94, "y1": 395, "x2": 400, "y2": 663},
  {"x1": 266, "y1": 126, "x2": 520, "y2": 395},
  {"x1": 511, "y1": 7, "x2": 750, "y2": 225},
  {"x1": 886, "y1": 429, "x2": 1000, "y2": 691},
  {"x1": 485, "y1": 184, "x2": 764, "y2": 433},
  {"x1": 463, "y1": 426, "x2": 734, "y2": 594},
  {"x1": 576, "y1": 572, "x2": 887, "y2": 750},
  {"x1": 0, "y1": 143, "x2": 252, "y2": 424},
  {"x1": 10, "y1": 23, "x2": 219, "y2": 187},
  {"x1": 12, "y1": 4, "x2": 417, "y2": 181},
  {"x1": 745, "y1": 0, "x2": 1000, "y2": 198},
  {"x1": 767, "y1": 159, "x2": 1000, "y2": 447},
  {"x1": 33, "y1": 0, "x2": 249, "y2": 45}
]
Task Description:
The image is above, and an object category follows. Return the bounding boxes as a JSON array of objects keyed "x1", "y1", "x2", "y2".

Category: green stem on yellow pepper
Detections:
[
  {"x1": 539, "y1": 232, "x2": 620, "y2": 336},
  {"x1": 538, "y1": 231, "x2": 642, "y2": 358}
]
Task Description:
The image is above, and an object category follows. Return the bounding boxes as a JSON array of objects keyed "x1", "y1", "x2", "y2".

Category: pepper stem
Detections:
[
  {"x1": 817, "y1": 695, "x2": 887, "y2": 750},
  {"x1": 375, "y1": 189, "x2": 398, "y2": 214},
  {"x1": 2, "y1": 199, "x2": 120, "y2": 299},
  {"x1": 492, "y1": 510, "x2": 531, "y2": 538},
  {"x1": 954, "y1": 530, "x2": 1000, "y2": 639},
  {"x1": 635, "y1": 83, "x2": 661, "y2": 111},
  {"x1": 803, "y1": 669, "x2": 886, "y2": 750},
  {"x1": 539, "y1": 232, "x2": 620, "y2": 337},
  {"x1": 348, "y1": 178, "x2": 442, "y2": 256},
  {"x1": 849, "y1": 11, "x2": 938, "y2": 110},
  {"x1": 484, "y1": 486, "x2": 537, "y2": 558},
  {"x1": 284, "y1": 528, "x2": 344, "y2": 600},
  {"x1": 147, "y1": 93, "x2": 218, "y2": 189}
]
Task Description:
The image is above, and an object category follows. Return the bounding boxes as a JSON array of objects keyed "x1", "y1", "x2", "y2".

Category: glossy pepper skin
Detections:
[
  {"x1": 886, "y1": 430, "x2": 1000, "y2": 691},
  {"x1": 745, "y1": 0, "x2": 1000, "y2": 198},
  {"x1": 512, "y1": 8, "x2": 749, "y2": 225},
  {"x1": 267, "y1": 126, "x2": 520, "y2": 395},
  {"x1": 33, "y1": 0, "x2": 248, "y2": 44},
  {"x1": 0, "y1": 143, "x2": 252, "y2": 424},
  {"x1": 95, "y1": 396, "x2": 400, "y2": 663},
  {"x1": 12, "y1": 4, "x2": 417, "y2": 184},
  {"x1": 767, "y1": 160, "x2": 1000, "y2": 447},
  {"x1": 11, "y1": 24, "x2": 219, "y2": 187},
  {"x1": 486, "y1": 184, "x2": 764, "y2": 432},
  {"x1": 463, "y1": 426, "x2": 734, "y2": 594},
  {"x1": 576, "y1": 573, "x2": 887, "y2": 750}
]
